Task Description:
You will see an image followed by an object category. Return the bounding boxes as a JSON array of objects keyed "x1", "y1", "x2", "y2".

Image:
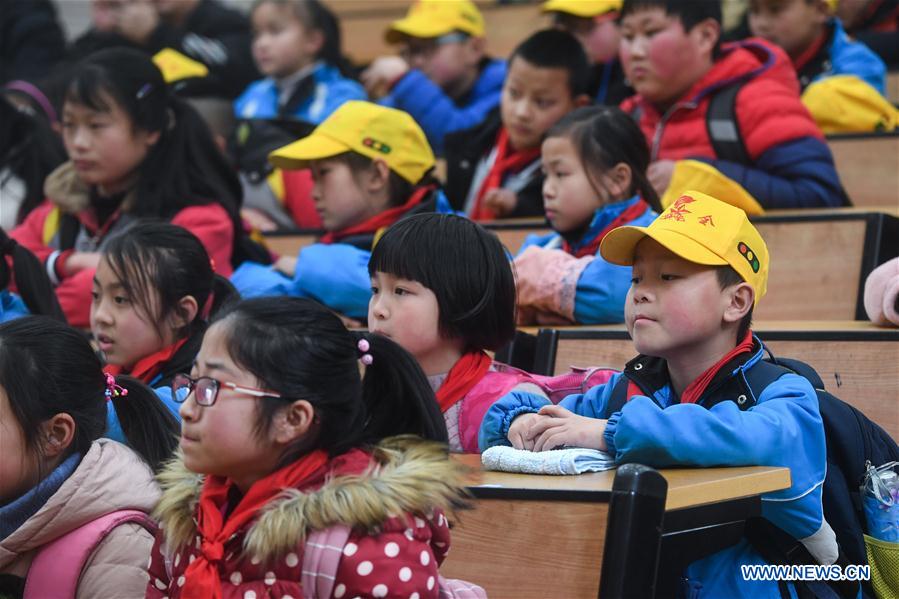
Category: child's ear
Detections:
[
  {"x1": 169, "y1": 295, "x2": 200, "y2": 331},
  {"x1": 464, "y1": 36, "x2": 486, "y2": 62},
  {"x1": 146, "y1": 129, "x2": 161, "y2": 148},
  {"x1": 364, "y1": 159, "x2": 392, "y2": 194},
  {"x1": 607, "y1": 162, "x2": 634, "y2": 199},
  {"x1": 691, "y1": 18, "x2": 721, "y2": 58},
  {"x1": 303, "y1": 27, "x2": 326, "y2": 56},
  {"x1": 273, "y1": 399, "x2": 316, "y2": 445},
  {"x1": 40, "y1": 413, "x2": 76, "y2": 459},
  {"x1": 723, "y1": 282, "x2": 754, "y2": 324}
]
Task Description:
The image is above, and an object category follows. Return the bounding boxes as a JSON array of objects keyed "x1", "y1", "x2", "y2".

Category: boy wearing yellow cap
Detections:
[
  {"x1": 481, "y1": 191, "x2": 837, "y2": 598},
  {"x1": 542, "y1": 0, "x2": 633, "y2": 104},
  {"x1": 231, "y1": 101, "x2": 452, "y2": 321},
  {"x1": 360, "y1": 0, "x2": 506, "y2": 154}
]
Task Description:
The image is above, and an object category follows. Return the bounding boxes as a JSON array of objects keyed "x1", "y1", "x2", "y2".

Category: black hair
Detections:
[
  {"x1": 332, "y1": 151, "x2": 437, "y2": 207},
  {"x1": 252, "y1": 0, "x2": 357, "y2": 78},
  {"x1": 621, "y1": 0, "x2": 722, "y2": 55},
  {"x1": 716, "y1": 266, "x2": 754, "y2": 341},
  {"x1": 0, "y1": 316, "x2": 179, "y2": 473},
  {"x1": 63, "y1": 48, "x2": 243, "y2": 254},
  {"x1": 509, "y1": 29, "x2": 591, "y2": 97},
  {"x1": 546, "y1": 106, "x2": 662, "y2": 213},
  {"x1": 369, "y1": 213, "x2": 516, "y2": 352},
  {"x1": 101, "y1": 221, "x2": 236, "y2": 341},
  {"x1": 212, "y1": 297, "x2": 447, "y2": 465},
  {"x1": 0, "y1": 93, "x2": 66, "y2": 225},
  {"x1": 0, "y1": 230, "x2": 65, "y2": 322}
]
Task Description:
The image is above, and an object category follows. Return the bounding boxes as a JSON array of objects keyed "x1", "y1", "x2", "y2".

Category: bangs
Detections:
[
  {"x1": 368, "y1": 222, "x2": 437, "y2": 287},
  {"x1": 65, "y1": 64, "x2": 118, "y2": 114}
]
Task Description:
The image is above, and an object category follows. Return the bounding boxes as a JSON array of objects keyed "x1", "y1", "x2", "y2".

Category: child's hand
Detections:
[
  {"x1": 361, "y1": 57, "x2": 410, "y2": 97},
  {"x1": 648, "y1": 160, "x2": 676, "y2": 196},
  {"x1": 483, "y1": 189, "x2": 517, "y2": 218},
  {"x1": 529, "y1": 405, "x2": 608, "y2": 452},
  {"x1": 507, "y1": 412, "x2": 543, "y2": 450},
  {"x1": 116, "y1": 0, "x2": 159, "y2": 45},
  {"x1": 273, "y1": 255, "x2": 297, "y2": 278},
  {"x1": 66, "y1": 252, "x2": 101, "y2": 275}
]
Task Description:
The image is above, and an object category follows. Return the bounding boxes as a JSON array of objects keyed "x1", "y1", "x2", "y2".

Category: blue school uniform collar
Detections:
[
  {"x1": 565, "y1": 195, "x2": 643, "y2": 254},
  {"x1": 0, "y1": 452, "x2": 81, "y2": 540}
]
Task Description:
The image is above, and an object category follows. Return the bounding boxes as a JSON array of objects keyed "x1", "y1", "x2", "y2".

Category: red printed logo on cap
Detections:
[{"x1": 661, "y1": 195, "x2": 695, "y2": 222}]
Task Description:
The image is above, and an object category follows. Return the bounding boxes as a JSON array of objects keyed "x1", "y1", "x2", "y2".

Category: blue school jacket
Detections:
[
  {"x1": 518, "y1": 196, "x2": 657, "y2": 324},
  {"x1": 234, "y1": 62, "x2": 366, "y2": 124},
  {"x1": 480, "y1": 338, "x2": 836, "y2": 598},
  {"x1": 380, "y1": 58, "x2": 506, "y2": 154},
  {"x1": 809, "y1": 18, "x2": 887, "y2": 94},
  {"x1": 0, "y1": 290, "x2": 28, "y2": 323}
]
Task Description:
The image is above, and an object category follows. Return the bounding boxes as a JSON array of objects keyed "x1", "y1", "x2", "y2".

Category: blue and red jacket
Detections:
[{"x1": 621, "y1": 39, "x2": 846, "y2": 209}]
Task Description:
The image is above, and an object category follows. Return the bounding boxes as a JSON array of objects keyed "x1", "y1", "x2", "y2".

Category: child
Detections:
[
  {"x1": 231, "y1": 100, "x2": 452, "y2": 321},
  {"x1": 514, "y1": 106, "x2": 660, "y2": 325},
  {"x1": 368, "y1": 213, "x2": 549, "y2": 453},
  {"x1": 11, "y1": 47, "x2": 243, "y2": 328},
  {"x1": 1, "y1": 229, "x2": 65, "y2": 323},
  {"x1": 444, "y1": 29, "x2": 591, "y2": 220},
  {"x1": 541, "y1": 0, "x2": 634, "y2": 105},
  {"x1": 481, "y1": 191, "x2": 837, "y2": 598},
  {"x1": 748, "y1": 0, "x2": 886, "y2": 93},
  {"x1": 618, "y1": 0, "x2": 847, "y2": 209},
  {"x1": 361, "y1": 0, "x2": 507, "y2": 154},
  {"x1": 235, "y1": 0, "x2": 365, "y2": 123},
  {"x1": 0, "y1": 316, "x2": 178, "y2": 598},
  {"x1": 837, "y1": 0, "x2": 899, "y2": 68},
  {"x1": 147, "y1": 296, "x2": 474, "y2": 598},
  {"x1": 91, "y1": 222, "x2": 237, "y2": 426}
]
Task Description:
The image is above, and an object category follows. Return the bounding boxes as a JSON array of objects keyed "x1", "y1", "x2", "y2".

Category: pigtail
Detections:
[
  {"x1": 209, "y1": 274, "x2": 239, "y2": 319},
  {"x1": 634, "y1": 171, "x2": 663, "y2": 213},
  {"x1": 0, "y1": 229, "x2": 65, "y2": 322},
  {"x1": 304, "y1": 0, "x2": 357, "y2": 78},
  {"x1": 109, "y1": 374, "x2": 179, "y2": 472},
  {"x1": 353, "y1": 332, "x2": 448, "y2": 445}
]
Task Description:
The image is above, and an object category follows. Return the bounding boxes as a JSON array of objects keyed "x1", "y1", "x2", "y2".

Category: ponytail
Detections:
[
  {"x1": 353, "y1": 332, "x2": 448, "y2": 445},
  {"x1": 209, "y1": 274, "x2": 239, "y2": 319},
  {"x1": 0, "y1": 229, "x2": 65, "y2": 322},
  {"x1": 108, "y1": 375, "x2": 179, "y2": 472}
]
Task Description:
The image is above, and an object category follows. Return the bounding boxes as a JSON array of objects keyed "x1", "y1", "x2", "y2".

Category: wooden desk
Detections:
[
  {"x1": 828, "y1": 132, "x2": 899, "y2": 208},
  {"x1": 887, "y1": 70, "x2": 899, "y2": 105},
  {"x1": 526, "y1": 322, "x2": 899, "y2": 439},
  {"x1": 441, "y1": 454, "x2": 791, "y2": 598},
  {"x1": 261, "y1": 229, "x2": 322, "y2": 257}
]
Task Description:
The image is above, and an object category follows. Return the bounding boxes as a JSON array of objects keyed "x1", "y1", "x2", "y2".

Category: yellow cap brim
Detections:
[
  {"x1": 541, "y1": 0, "x2": 619, "y2": 17},
  {"x1": 385, "y1": 18, "x2": 453, "y2": 44},
  {"x1": 268, "y1": 133, "x2": 349, "y2": 170},
  {"x1": 600, "y1": 226, "x2": 729, "y2": 267}
]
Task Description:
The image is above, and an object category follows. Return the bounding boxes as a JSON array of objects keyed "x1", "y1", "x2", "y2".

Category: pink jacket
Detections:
[{"x1": 0, "y1": 439, "x2": 160, "y2": 599}]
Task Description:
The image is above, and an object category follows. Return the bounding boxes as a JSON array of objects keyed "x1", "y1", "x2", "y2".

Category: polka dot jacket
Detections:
[{"x1": 146, "y1": 438, "x2": 469, "y2": 599}]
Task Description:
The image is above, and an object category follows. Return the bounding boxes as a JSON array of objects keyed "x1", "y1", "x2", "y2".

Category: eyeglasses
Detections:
[
  {"x1": 400, "y1": 32, "x2": 469, "y2": 61},
  {"x1": 171, "y1": 373, "x2": 284, "y2": 407}
]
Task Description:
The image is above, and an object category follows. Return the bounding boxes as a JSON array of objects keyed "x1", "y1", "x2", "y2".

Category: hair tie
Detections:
[
  {"x1": 357, "y1": 338, "x2": 373, "y2": 366},
  {"x1": 105, "y1": 373, "x2": 128, "y2": 401},
  {"x1": 5, "y1": 80, "x2": 58, "y2": 124},
  {"x1": 136, "y1": 83, "x2": 153, "y2": 100}
]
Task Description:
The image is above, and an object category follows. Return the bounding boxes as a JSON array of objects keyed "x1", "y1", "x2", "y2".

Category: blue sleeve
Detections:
[
  {"x1": 478, "y1": 391, "x2": 553, "y2": 451},
  {"x1": 704, "y1": 136, "x2": 846, "y2": 209},
  {"x1": 572, "y1": 257, "x2": 633, "y2": 324},
  {"x1": 293, "y1": 243, "x2": 372, "y2": 319},
  {"x1": 230, "y1": 261, "x2": 297, "y2": 298},
  {"x1": 516, "y1": 232, "x2": 556, "y2": 256},
  {"x1": 381, "y1": 70, "x2": 502, "y2": 154},
  {"x1": 318, "y1": 80, "x2": 368, "y2": 120}
]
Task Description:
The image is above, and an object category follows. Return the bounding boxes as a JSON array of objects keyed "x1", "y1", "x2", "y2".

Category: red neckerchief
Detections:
[
  {"x1": 562, "y1": 200, "x2": 650, "y2": 259},
  {"x1": 679, "y1": 330, "x2": 756, "y2": 405},
  {"x1": 792, "y1": 29, "x2": 829, "y2": 72},
  {"x1": 469, "y1": 128, "x2": 540, "y2": 221},
  {"x1": 319, "y1": 185, "x2": 434, "y2": 244},
  {"x1": 103, "y1": 337, "x2": 188, "y2": 384},
  {"x1": 436, "y1": 351, "x2": 493, "y2": 413}
]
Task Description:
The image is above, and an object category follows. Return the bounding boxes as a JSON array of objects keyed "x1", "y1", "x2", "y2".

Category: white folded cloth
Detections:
[{"x1": 481, "y1": 445, "x2": 616, "y2": 475}]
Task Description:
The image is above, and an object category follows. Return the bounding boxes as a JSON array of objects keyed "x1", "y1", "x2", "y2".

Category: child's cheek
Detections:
[{"x1": 646, "y1": 31, "x2": 686, "y2": 82}]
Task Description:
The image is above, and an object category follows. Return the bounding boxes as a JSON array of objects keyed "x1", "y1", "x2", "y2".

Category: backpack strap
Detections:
[
  {"x1": 301, "y1": 524, "x2": 352, "y2": 599},
  {"x1": 706, "y1": 80, "x2": 752, "y2": 165},
  {"x1": 24, "y1": 509, "x2": 156, "y2": 599}
]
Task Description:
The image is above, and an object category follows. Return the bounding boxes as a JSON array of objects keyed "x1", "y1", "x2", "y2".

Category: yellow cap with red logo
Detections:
[
  {"x1": 268, "y1": 101, "x2": 435, "y2": 184},
  {"x1": 600, "y1": 190, "x2": 769, "y2": 304},
  {"x1": 386, "y1": 0, "x2": 485, "y2": 43},
  {"x1": 541, "y1": 0, "x2": 622, "y2": 18}
]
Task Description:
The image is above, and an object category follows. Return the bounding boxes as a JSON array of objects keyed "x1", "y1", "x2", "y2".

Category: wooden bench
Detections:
[
  {"x1": 522, "y1": 321, "x2": 899, "y2": 439},
  {"x1": 442, "y1": 454, "x2": 791, "y2": 598},
  {"x1": 887, "y1": 70, "x2": 899, "y2": 105},
  {"x1": 828, "y1": 132, "x2": 899, "y2": 208}
]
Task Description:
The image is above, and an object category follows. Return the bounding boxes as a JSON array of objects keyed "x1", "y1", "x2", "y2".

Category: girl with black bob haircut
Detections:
[
  {"x1": 10, "y1": 47, "x2": 251, "y2": 328},
  {"x1": 368, "y1": 213, "x2": 548, "y2": 453},
  {"x1": 0, "y1": 229, "x2": 65, "y2": 323},
  {"x1": 149, "y1": 296, "x2": 477, "y2": 597}
]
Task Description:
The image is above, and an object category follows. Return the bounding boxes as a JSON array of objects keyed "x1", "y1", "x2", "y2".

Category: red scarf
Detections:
[
  {"x1": 103, "y1": 337, "x2": 188, "y2": 384},
  {"x1": 181, "y1": 450, "x2": 331, "y2": 599},
  {"x1": 793, "y1": 29, "x2": 829, "y2": 72},
  {"x1": 679, "y1": 330, "x2": 756, "y2": 405},
  {"x1": 562, "y1": 200, "x2": 650, "y2": 259},
  {"x1": 435, "y1": 351, "x2": 493, "y2": 413},
  {"x1": 469, "y1": 128, "x2": 540, "y2": 221},
  {"x1": 319, "y1": 185, "x2": 434, "y2": 244}
]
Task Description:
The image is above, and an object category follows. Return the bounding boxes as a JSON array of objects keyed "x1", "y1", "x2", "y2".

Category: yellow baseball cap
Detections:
[
  {"x1": 541, "y1": 0, "x2": 622, "y2": 18},
  {"x1": 385, "y1": 0, "x2": 485, "y2": 44},
  {"x1": 600, "y1": 190, "x2": 769, "y2": 304},
  {"x1": 268, "y1": 101, "x2": 435, "y2": 184}
]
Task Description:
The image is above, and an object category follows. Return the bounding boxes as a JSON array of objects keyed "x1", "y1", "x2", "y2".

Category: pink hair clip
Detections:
[
  {"x1": 105, "y1": 373, "x2": 128, "y2": 401},
  {"x1": 357, "y1": 338, "x2": 373, "y2": 365}
]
